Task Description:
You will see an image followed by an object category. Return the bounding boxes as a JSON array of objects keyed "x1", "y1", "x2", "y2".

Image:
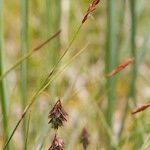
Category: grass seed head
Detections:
[
  {"x1": 48, "y1": 99, "x2": 68, "y2": 129},
  {"x1": 82, "y1": 0, "x2": 101, "y2": 24},
  {"x1": 49, "y1": 134, "x2": 64, "y2": 150},
  {"x1": 131, "y1": 102, "x2": 150, "y2": 115}
]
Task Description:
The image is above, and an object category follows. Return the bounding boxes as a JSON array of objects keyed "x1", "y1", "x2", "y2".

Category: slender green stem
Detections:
[
  {"x1": 45, "y1": 0, "x2": 61, "y2": 98},
  {"x1": 0, "y1": 30, "x2": 61, "y2": 81},
  {"x1": 0, "y1": 0, "x2": 10, "y2": 149},
  {"x1": 3, "y1": 42, "x2": 87, "y2": 150},
  {"x1": 3, "y1": 25, "x2": 82, "y2": 150},
  {"x1": 128, "y1": 0, "x2": 137, "y2": 101},
  {"x1": 25, "y1": 111, "x2": 31, "y2": 150},
  {"x1": 20, "y1": 0, "x2": 28, "y2": 146},
  {"x1": 105, "y1": 0, "x2": 117, "y2": 148},
  {"x1": 105, "y1": 0, "x2": 117, "y2": 127},
  {"x1": 118, "y1": 0, "x2": 138, "y2": 138},
  {"x1": 45, "y1": 0, "x2": 61, "y2": 67}
]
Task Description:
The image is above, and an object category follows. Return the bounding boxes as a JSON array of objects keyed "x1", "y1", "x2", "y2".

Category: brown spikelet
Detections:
[
  {"x1": 82, "y1": 0, "x2": 101, "y2": 24},
  {"x1": 107, "y1": 58, "x2": 134, "y2": 77},
  {"x1": 48, "y1": 99, "x2": 68, "y2": 129},
  {"x1": 80, "y1": 128, "x2": 90, "y2": 150},
  {"x1": 49, "y1": 134, "x2": 64, "y2": 150},
  {"x1": 131, "y1": 102, "x2": 150, "y2": 115}
]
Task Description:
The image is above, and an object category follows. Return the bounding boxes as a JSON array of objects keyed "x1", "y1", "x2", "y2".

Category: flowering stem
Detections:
[{"x1": 3, "y1": 24, "x2": 83, "y2": 150}]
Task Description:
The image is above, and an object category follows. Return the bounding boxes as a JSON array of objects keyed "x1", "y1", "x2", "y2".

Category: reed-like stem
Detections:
[
  {"x1": 24, "y1": 112, "x2": 31, "y2": 150},
  {"x1": 118, "y1": 0, "x2": 137, "y2": 138},
  {"x1": 3, "y1": 25, "x2": 82, "y2": 149},
  {"x1": 105, "y1": 0, "x2": 117, "y2": 127},
  {"x1": 0, "y1": 0, "x2": 10, "y2": 149},
  {"x1": 128, "y1": 0, "x2": 137, "y2": 101},
  {"x1": 105, "y1": 0, "x2": 117, "y2": 148},
  {"x1": 20, "y1": 0, "x2": 28, "y2": 146},
  {"x1": 45, "y1": 0, "x2": 60, "y2": 67},
  {"x1": 45, "y1": 0, "x2": 61, "y2": 98}
]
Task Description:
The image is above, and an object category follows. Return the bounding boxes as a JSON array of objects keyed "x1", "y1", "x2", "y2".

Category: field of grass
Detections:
[{"x1": 1, "y1": 0, "x2": 150, "y2": 150}]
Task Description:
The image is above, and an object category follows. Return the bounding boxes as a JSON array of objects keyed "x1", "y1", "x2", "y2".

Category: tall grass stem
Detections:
[
  {"x1": 20, "y1": 0, "x2": 28, "y2": 146},
  {"x1": 0, "y1": 0, "x2": 10, "y2": 149}
]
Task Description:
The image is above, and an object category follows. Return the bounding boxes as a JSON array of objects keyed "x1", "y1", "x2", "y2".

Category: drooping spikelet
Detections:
[
  {"x1": 82, "y1": 0, "x2": 101, "y2": 24},
  {"x1": 107, "y1": 58, "x2": 134, "y2": 77},
  {"x1": 131, "y1": 102, "x2": 150, "y2": 115},
  {"x1": 49, "y1": 134, "x2": 64, "y2": 150},
  {"x1": 48, "y1": 99, "x2": 68, "y2": 129}
]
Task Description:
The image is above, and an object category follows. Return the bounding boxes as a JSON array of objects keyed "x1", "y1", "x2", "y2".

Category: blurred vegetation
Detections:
[{"x1": 1, "y1": 0, "x2": 150, "y2": 150}]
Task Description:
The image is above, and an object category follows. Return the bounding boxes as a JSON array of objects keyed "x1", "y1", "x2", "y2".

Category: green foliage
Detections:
[{"x1": 1, "y1": 0, "x2": 150, "y2": 149}]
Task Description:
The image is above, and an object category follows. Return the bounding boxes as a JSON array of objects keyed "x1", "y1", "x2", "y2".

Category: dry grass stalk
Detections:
[
  {"x1": 82, "y1": 0, "x2": 101, "y2": 24},
  {"x1": 107, "y1": 58, "x2": 134, "y2": 77},
  {"x1": 131, "y1": 102, "x2": 150, "y2": 115}
]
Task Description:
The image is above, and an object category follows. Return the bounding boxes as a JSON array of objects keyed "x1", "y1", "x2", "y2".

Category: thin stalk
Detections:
[
  {"x1": 24, "y1": 112, "x2": 31, "y2": 150},
  {"x1": 105, "y1": 0, "x2": 117, "y2": 127},
  {"x1": 105, "y1": 0, "x2": 117, "y2": 148},
  {"x1": 128, "y1": 0, "x2": 137, "y2": 101},
  {"x1": 20, "y1": 0, "x2": 28, "y2": 146},
  {"x1": 45, "y1": 0, "x2": 61, "y2": 66},
  {"x1": 118, "y1": 0, "x2": 138, "y2": 138},
  {"x1": 45, "y1": 0, "x2": 61, "y2": 98},
  {"x1": 0, "y1": 30, "x2": 61, "y2": 80},
  {"x1": 3, "y1": 25, "x2": 82, "y2": 149},
  {"x1": 0, "y1": 0, "x2": 10, "y2": 149}
]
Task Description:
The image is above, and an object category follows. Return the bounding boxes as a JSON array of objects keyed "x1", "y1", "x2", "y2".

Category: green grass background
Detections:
[{"x1": 1, "y1": 0, "x2": 150, "y2": 149}]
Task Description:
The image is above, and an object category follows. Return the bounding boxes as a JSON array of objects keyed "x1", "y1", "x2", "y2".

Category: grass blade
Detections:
[
  {"x1": 118, "y1": 0, "x2": 138, "y2": 139},
  {"x1": 3, "y1": 24, "x2": 82, "y2": 149},
  {"x1": 24, "y1": 111, "x2": 31, "y2": 150},
  {"x1": 105, "y1": 0, "x2": 117, "y2": 127},
  {"x1": 20, "y1": 0, "x2": 28, "y2": 146},
  {"x1": 0, "y1": 0, "x2": 10, "y2": 149},
  {"x1": 105, "y1": 0, "x2": 117, "y2": 148},
  {"x1": 0, "y1": 30, "x2": 61, "y2": 80}
]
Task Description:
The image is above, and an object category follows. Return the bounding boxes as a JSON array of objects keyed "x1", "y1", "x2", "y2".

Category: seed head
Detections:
[
  {"x1": 49, "y1": 134, "x2": 64, "y2": 150},
  {"x1": 82, "y1": 0, "x2": 101, "y2": 24},
  {"x1": 107, "y1": 58, "x2": 134, "y2": 77},
  {"x1": 48, "y1": 99, "x2": 68, "y2": 129},
  {"x1": 131, "y1": 102, "x2": 150, "y2": 115},
  {"x1": 80, "y1": 127, "x2": 90, "y2": 150}
]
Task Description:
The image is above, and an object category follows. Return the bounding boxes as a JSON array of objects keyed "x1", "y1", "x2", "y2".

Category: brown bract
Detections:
[
  {"x1": 49, "y1": 134, "x2": 64, "y2": 150},
  {"x1": 80, "y1": 128, "x2": 90, "y2": 150},
  {"x1": 48, "y1": 99, "x2": 68, "y2": 129},
  {"x1": 82, "y1": 0, "x2": 101, "y2": 24},
  {"x1": 107, "y1": 58, "x2": 134, "y2": 77},
  {"x1": 131, "y1": 102, "x2": 150, "y2": 115}
]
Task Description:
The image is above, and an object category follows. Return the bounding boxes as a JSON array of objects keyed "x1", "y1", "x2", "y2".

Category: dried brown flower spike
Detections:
[
  {"x1": 131, "y1": 102, "x2": 150, "y2": 115},
  {"x1": 82, "y1": 0, "x2": 101, "y2": 24},
  {"x1": 107, "y1": 58, "x2": 134, "y2": 77},
  {"x1": 48, "y1": 99, "x2": 68, "y2": 129},
  {"x1": 49, "y1": 134, "x2": 64, "y2": 150},
  {"x1": 80, "y1": 127, "x2": 90, "y2": 150}
]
